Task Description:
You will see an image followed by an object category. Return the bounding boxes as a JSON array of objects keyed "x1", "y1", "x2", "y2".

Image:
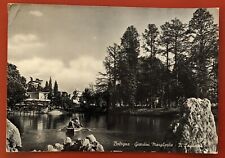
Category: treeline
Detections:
[
  {"x1": 7, "y1": 64, "x2": 74, "y2": 110},
  {"x1": 38, "y1": 77, "x2": 74, "y2": 110},
  {"x1": 7, "y1": 64, "x2": 107, "y2": 111},
  {"x1": 95, "y1": 8, "x2": 218, "y2": 109}
]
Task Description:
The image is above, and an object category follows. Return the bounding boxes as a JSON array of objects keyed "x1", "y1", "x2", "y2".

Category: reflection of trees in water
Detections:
[
  {"x1": 82, "y1": 113, "x2": 107, "y2": 128},
  {"x1": 46, "y1": 115, "x2": 69, "y2": 129},
  {"x1": 106, "y1": 114, "x2": 130, "y2": 132},
  {"x1": 83, "y1": 113, "x2": 91, "y2": 125},
  {"x1": 8, "y1": 113, "x2": 73, "y2": 131},
  {"x1": 106, "y1": 114, "x2": 174, "y2": 139}
]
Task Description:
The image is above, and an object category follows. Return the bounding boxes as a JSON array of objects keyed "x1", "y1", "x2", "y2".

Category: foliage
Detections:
[
  {"x1": 7, "y1": 63, "x2": 27, "y2": 107},
  {"x1": 188, "y1": 8, "x2": 219, "y2": 99},
  {"x1": 97, "y1": 8, "x2": 218, "y2": 109}
]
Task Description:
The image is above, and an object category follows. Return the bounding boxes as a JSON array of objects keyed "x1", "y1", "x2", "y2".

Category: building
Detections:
[{"x1": 24, "y1": 78, "x2": 50, "y2": 107}]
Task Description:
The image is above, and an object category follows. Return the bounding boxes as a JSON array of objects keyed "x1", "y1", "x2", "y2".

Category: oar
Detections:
[
  {"x1": 58, "y1": 127, "x2": 92, "y2": 131},
  {"x1": 74, "y1": 127, "x2": 92, "y2": 132}
]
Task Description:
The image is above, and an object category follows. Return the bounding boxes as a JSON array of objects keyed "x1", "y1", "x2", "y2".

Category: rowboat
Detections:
[
  {"x1": 66, "y1": 127, "x2": 91, "y2": 134},
  {"x1": 66, "y1": 127, "x2": 83, "y2": 132}
]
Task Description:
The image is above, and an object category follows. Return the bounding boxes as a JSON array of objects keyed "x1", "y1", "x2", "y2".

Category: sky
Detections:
[{"x1": 8, "y1": 4, "x2": 219, "y2": 94}]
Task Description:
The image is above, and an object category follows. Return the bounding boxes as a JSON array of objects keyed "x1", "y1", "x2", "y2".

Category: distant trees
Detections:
[
  {"x1": 43, "y1": 81, "x2": 49, "y2": 92},
  {"x1": 71, "y1": 89, "x2": 79, "y2": 102},
  {"x1": 48, "y1": 77, "x2": 53, "y2": 100},
  {"x1": 7, "y1": 68, "x2": 75, "y2": 110},
  {"x1": 7, "y1": 63, "x2": 27, "y2": 108},
  {"x1": 96, "y1": 8, "x2": 218, "y2": 109},
  {"x1": 79, "y1": 86, "x2": 109, "y2": 111}
]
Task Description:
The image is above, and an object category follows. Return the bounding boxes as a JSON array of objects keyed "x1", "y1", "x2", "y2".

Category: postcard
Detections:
[{"x1": 7, "y1": 4, "x2": 219, "y2": 154}]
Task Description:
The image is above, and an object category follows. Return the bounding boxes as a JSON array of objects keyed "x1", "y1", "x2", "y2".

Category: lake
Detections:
[{"x1": 7, "y1": 112, "x2": 177, "y2": 152}]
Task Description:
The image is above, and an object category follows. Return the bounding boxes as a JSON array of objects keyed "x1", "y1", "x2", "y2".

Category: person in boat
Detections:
[
  {"x1": 73, "y1": 117, "x2": 83, "y2": 128},
  {"x1": 67, "y1": 119, "x2": 75, "y2": 129}
]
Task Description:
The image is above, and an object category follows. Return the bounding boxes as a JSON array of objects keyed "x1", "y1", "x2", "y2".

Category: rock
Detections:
[
  {"x1": 166, "y1": 98, "x2": 218, "y2": 153},
  {"x1": 6, "y1": 119, "x2": 22, "y2": 152}
]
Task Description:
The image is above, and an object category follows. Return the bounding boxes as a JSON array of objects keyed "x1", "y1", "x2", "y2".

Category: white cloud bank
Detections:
[
  {"x1": 8, "y1": 33, "x2": 45, "y2": 60},
  {"x1": 13, "y1": 56, "x2": 105, "y2": 93}
]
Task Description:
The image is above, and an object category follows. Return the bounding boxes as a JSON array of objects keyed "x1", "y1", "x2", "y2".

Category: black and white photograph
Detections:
[{"x1": 7, "y1": 4, "x2": 219, "y2": 153}]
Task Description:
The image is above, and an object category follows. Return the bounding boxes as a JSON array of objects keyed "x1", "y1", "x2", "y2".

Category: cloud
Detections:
[
  {"x1": 13, "y1": 56, "x2": 105, "y2": 94},
  {"x1": 8, "y1": 33, "x2": 45, "y2": 60},
  {"x1": 29, "y1": 10, "x2": 43, "y2": 17},
  {"x1": 10, "y1": 33, "x2": 40, "y2": 43}
]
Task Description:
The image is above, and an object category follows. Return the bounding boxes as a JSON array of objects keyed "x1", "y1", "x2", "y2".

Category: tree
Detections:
[
  {"x1": 142, "y1": 24, "x2": 159, "y2": 57},
  {"x1": 52, "y1": 80, "x2": 61, "y2": 107},
  {"x1": 136, "y1": 56, "x2": 167, "y2": 108},
  {"x1": 159, "y1": 18, "x2": 189, "y2": 107},
  {"x1": 159, "y1": 22, "x2": 174, "y2": 107},
  {"x1": 120, "y1": 25, "x2": 140, "y2": 107},
  {"x1": 188, "y1": 8, "x2": 219, "y2": 99},
  {"x1": 53, "y1": 81, "x2": 59, "y2": 97},
  {"x1": 102, "y1": 43, "x2": 121, "y2": 107},
  {"x1": 168, "y1": 18, "x2": 187, "y2": 68},
  {"x1": 7, "y1": 63, "x2": 27, "y2": 108},
  {"x1": 61, "y1": 92, "x2": 72, "y2": 110},
  {"x1": 159, "y1": 22, "x2": 173, "y2": 70},
  {"x1": 81, "y1": 88, "x2": 93, "y2": 108},
  {"x1": 71, "y1": 89, "x2": 79, "y2": 101},
  {"x1": 43, "y1": 81, "x2": 49, "y2": 92},
  {"x1": 175, "y1": 54, "x2": 197, "y2": 99},
  {"x1": 48, "y1": 77, "x2": 53, "y2": 100}
]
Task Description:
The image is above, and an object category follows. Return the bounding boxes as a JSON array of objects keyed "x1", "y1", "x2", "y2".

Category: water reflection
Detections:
[{"x1": 7, "y1": 112, "x2": 175, "y2": 151}]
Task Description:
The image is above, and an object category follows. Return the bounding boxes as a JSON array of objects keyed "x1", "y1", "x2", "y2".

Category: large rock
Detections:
[
  {"x1": 166, "y1": 98, "x2": 218, "y2": 153},
  {"x1": 6, "y1": 119, "x2": 22, "y2": 152}
]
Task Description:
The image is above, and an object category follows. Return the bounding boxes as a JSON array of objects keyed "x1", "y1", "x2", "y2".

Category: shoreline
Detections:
[{"x1": 7, "y1": 106, "x2": 218, "y2": 117}]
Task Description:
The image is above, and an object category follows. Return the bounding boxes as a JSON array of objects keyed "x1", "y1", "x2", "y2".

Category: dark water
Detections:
[{"x1": 7, "y1": 112, "x2": 176, "y2": 152}]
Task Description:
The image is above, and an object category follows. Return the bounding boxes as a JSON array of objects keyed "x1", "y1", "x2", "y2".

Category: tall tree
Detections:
[
  {"x1": 159, "y1": 18, "x2": 189, "y2": 107},
  {"x1": 48, "y1": 77, "x2": 53, "y2": 100},
  {"x1": 53, "y1": 81, "x2": 59, "y2": 97},
  {"x1": 159, "y1": 22, "x2": 173, "y2": 107},
  {"x1": 142, "y1": 24, "x2": 159, "y2": 57},
  {"x1": 159, "y1": 22, "x2": 172, "y2": 70},
  {"x1": 103, "y1": 43, "x2": 120, "y2": 107},
  {"x1": 166, "y1": 18, "x2": 188, "y2": 106},
  {"x1": 120, "y1": 25, "x2": 140, "y2": 107},
  {"x1": 188, "y1": 8, "x2": 219, "y2": 99},
  {"x1": 168, "y1": 18, "x2": 187, "y2": 69},
  {"x1": 43, "y1": 81, "x2": 49, "y2": 92}
]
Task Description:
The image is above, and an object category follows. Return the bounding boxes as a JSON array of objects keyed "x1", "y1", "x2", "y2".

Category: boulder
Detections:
[
  {"x1": 166, "y1": 98, "x2": 218, "y2": 153},
  {"x1": 6, "y1": 119, "x2": 22, "y2": 152}
]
